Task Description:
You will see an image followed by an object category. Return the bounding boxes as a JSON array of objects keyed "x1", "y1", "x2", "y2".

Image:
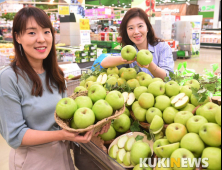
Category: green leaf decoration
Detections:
[
  {"x1": 130, "y1": 121, "x2": 141, "y2": 132},
  {"x1": 143, "y1": 130, "x2": 152, "y2": 141},
  {"x1": 135, "y1": 135, "x2": 144, "y2": 141},
  {"x1": 212, "y1": 64, "x2": 219, "y2": 73},
  {"x1": 199, "y1": 96, "x2": 208, "y2": 103},
  {"x1": 183, "y1": 62, "x2": 187, "y2": 69},
  {"x1": 134, "y1": 65, "x2": 140, "y2": 73},
  {"x1": 164, "y1": 77, "x2": 170, "y2": 83},
  {"x1": 177, "y1": 63, "x2": 183, "y2": 71},
  {"x1": 193, "y1": 74, "x2": 200, "y2": 81}
]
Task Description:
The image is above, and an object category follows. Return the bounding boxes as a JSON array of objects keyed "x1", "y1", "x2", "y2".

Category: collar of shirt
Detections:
[{"x1": 134, "y1": 43, "x2": 155, "y2": 53}]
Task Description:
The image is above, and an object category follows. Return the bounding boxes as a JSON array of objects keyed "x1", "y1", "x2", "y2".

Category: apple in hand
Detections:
[
  {"x1": 130, "y1": 141, "x2": 152, "y2": 166},
  {"x1": 88, "y1": 85, "x2": 107, "y2": 103},
  {"x1": 165, "y1": 81, "x2": 180, "y2": 97},
  {"x1": 134, "y1": 86, "x2": 148, "y2": 100},
  {"x1": 121, "y1": 45, "x2": 137, "y2": 61},
  {"x1": 163, "y1": 107, "x2": 179, "y2": 124},
  {"x1": 137, "y1": 50, "x2": 153, "y2": 66},
  {"x1": 186, "y1": 116, "x2": 208, "y2": 134},
  {"x1": 56, "y1": 98, "x2": 78, "y2": 119},
  {"x1": 199, "y1": 123, "x2": 221, "y2": 147},
  {"x1": 99, "y1": 125, "x2": 116, "y2": 141},
  {"x1": 138, "y1": 93, "x2": 155, "y2": 109},
  {"x1": 105, "y1": 91, "x2": 124, "y2": 110},
  {"x1": 155, "y1": 95, "x2": 171, "y2": 112},
  {"x1": 146, "y1": 107, "x2": 163, "y2": 124},
  {"x1": 92, "y1": 99, "x2": 113, "y2": 121},
  {"x1": 180, "y1": 133, "x2": 205, "y2": 158},
  {"x1": 148, "y1": 81, "x2": 166, "y2": 97},
  {"x1": 166, "y1": 123, "x2": 187, "y2": 143},
  {"x1": 199, "y1": 102, "x2": 220, "y2": 123},
  {"x1": 202, "y1": 147, "x2": 221, "y2": 170},
  {"x1": 74, "y1": 107, "x2": 95, "y2": 129},
  {"x1": 174, "y1": 111, "x2": 194, "y2": 126},
  {"x1": 75, "y1": 96, "x2": 93, "y2": 109},
  {"x1": 113, "y1": 114, "x2": 131, "y2": 133}
]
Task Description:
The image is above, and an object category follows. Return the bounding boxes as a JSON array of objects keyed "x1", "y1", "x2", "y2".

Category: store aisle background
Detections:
[{"x1": 0, "y1": 48, "x2": 221, "y2": 170}]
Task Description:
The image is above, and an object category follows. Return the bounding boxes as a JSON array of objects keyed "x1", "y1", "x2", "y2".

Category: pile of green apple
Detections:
[
  {"x1": 109, "y1": 135, "x2": 152, "y2": 167},
  {"x1": 56, "y1": 84, "x2": 126, "y2": 130}
]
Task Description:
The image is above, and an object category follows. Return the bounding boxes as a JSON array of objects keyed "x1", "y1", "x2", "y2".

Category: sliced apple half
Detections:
[
  {"x1": 118, "y1": 135, "x2": 129, "y2": 149},
  {"x1": 117, "y1": 149, "x2": 126, "y2": 163},
  {"x1": 122, "y1": 92, "x2": 136, "y2": 106},
  {"x1": 122, "y1": 92, "x2": 129, "y2": 103},
  {"x1": 97, "y1": 74, "x2": 108, "y2": 85},
  {"x1": 153, "y1": 139, "x2": 170, "y2": 158},
  {"x1": 109, "y1": 144, "x2": 119, "y2": 159},
  {"x1": 156, "y1": 143, "x2": 180, "y2": 158},
  {"x1": 123, "y1": 152, "x2": 131, "y2": 166},
  {"x1": 125, "y1": 137, "x2": 136, "y2": 151},
  {"x1": 150, "y1": 115, "x2": 164, "y2": 134},
  {"x1": 171, "y1": 93, "x2": 189, "y2": 110}
]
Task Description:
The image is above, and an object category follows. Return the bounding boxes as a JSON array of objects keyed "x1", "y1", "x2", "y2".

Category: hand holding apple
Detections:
[
  {"x1": 95, "y1": 122, "x2": 112, "y2": 137},
  {"x1": 121, "y1": 57, "x2": 137, "y2": 64},
  {"x1": 61, "y1": 129, "x2": 93, "y2": 143}
]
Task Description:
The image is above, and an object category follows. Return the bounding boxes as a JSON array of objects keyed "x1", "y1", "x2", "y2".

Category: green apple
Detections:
[
  {"x1": 130, "y1": 141, "x2": 152, "y2": 166},
  {"x1": 202, "y1": 147, "x2": 221, "y2": 170},
  {"x1": 171, "y1": 93, "x2": 189, "y2": 110},
  {"x1": 196, "y1": 105, "x2": 204, "y2": 115},
  {"x1": 185, "y1": 79, "x2": 200, "y2": 90},
  {"x1": 154, "y1": 131, "x2": 164, "y2": 141},
  {"x1": 56, "y1": 98, "x2": 77, "y2": 119},
  {"x1": 123, "y1": 152, "x2": 131, "y2": 166},
  {"x1": 137, "y1": 50, "x2": 153, "y2": 66},
  {"x1": 134, "y1": 86, "x2": 148, "y2": 100},
  {"x1": 180, "y1": 133, "x2": 205, "y2": 158},
  {"x1": 118, "y1": 78, "x2": 126, "y2": 86},
  {"x1": 155, "y1": 159, "x2": 173, "y2": 170},
  {"x1": 118, "y1": 135, "x2": 129, "y2": 149},
  {"x1": 163, "y1": 107, "x2": 179, "y2": 124},
  {"x1": 138, "y1": 93, "x2": 155, "y2": 109},
  {"x1": 166, "y1": 123, "x2": 187, "y2": 143},
  {"x1": 132, "y1": 101, "x2": 140, "y2": 112},
  {"x1": 136, "y1": 72, "x2": 147, "y2": 80},
  {"x1": 106, "y1": 77, "x2": 118, "y2": 87},
  {"x1": 146, "y1": 107, "x2": 163, "y2": 124},
  {"x1": 80, "y1": 80, "x2": 86, "y2": 87},
  {"x1": 215, "y1": 106, "x2": 221, "y2": 126},
  {"x1": 125, "y1": 137, "x2": 136, "y2": 151},
  {"x1": 138, "y1": 74, "x2": 153, "y2": 87},
  {"x1": 74, "y1": 107, "x2": 95, "y2": 129},
  {"x1": 150, "y1": 78, "x2": 163, "y2": 84},
  {"x1": 85, "y1": 81, "x2": 94, "y2": 90},
  {"x1": 107, "y1": 66, "x2": 119, "y2": 75},
  {"x1": 92, "y1": 99, "x2": 113, "y2": 121},
  {"x1": 75, "y1": 96, "x2": 93, "y2": 109},
  {"x1": 99, "y1": 126, "x2": 116, "y2": 141},
  {"x1": 199, "y1": 102, "x2": 220, "y2": 123},
  {"x1": 186, "y1": 116, "x2": 208, "y2": 134},
  {"x1": 109, "y1": 144, "x2": 119, "y2": 159},
  {"x1": 86, "y1": 76, "x2": 97, "y2": 82},
  {"x1": 113, "y1": 114, "x2": 131, "y2": 133},
  {"x1": 134, "y1": 105, "x2": 147, "y2": 122},
  {"x1": 170, "y1": 148, "x2": 195, "y2": 170},
  {"x1": 153, "y1": 139, "x2": 170, "y2": 158},
  {"x1": 97, "y1": 74, "x2": 108, "y2": 85},
  {"x1": 180, "y1": 104, "x2": 195, "y2": 113},
  {"x1": 74, "y1": 86, "x2": 87, "y2": 93},
  {"x1": 122, "y1": 92, "x2": 136, "y2": 106},
  {"x1": 155, "y1": 95, "x2": 171, "y2": 111},
  {"x1": 119, "y1": 67, "x2": 127, "y2": 77},
  {"x1": 121, "y1": 68, "x2": 137, "y2": 81},
  {"x1": 70, "y1": 118, "x2": 78, "y2": 129},
  {"x1": 107, "y1": 73, "x2": 119, "y2": 80},
  {"x1": 88, "y1": 85, "x2": 106, "y2": 103},
  {"x1": 150, "y1": 115, "x2": 164, "y2": 134},
  {"x1": 127, "y1": 79, "x2": 140, "y2": 89},
  {"x1": 191, "y1": 94, "x2": 210, "y2": 107},
  {"x1": 117, "y1": 149, "x2": 126, "y2": 163},
  {"x1": 180, "y1": 85, "x2": 192, "y2": 99},
  {"x1": 133, "y1": 164, "x2": 153, "y2": 170},
  {"x1": 105, "y1": 91, "x2": 124, "y2": 110},
  {"x1": 156, "y1": 143, "x2": 180, "y2": 158},
  {"x1": 123, "y1": 107, "x2": 130, "y2": 117},
  {"x1": 174, "y1": 111, "x2": 194, "y2": 126},
  {"x1": 165, "y1": 81, "x2": 180, "y2": 97},
  {"x1": 148, "y1": 81, "x2": 166, "y2": 97},
  {"x1": 199, "y1": 123, "x2": 221, "y2": 147},
  {"x1": 121, "y1": 45, "x2": 137, "y2": 61}
]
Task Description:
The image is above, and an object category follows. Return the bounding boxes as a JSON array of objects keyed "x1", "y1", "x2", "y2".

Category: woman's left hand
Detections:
[
  {"x1": 94, "y1": 122, "x2": 111, "y2": 137},
  {"x1": 137, "y1": 62, "x2": 150, "y2": 69}
]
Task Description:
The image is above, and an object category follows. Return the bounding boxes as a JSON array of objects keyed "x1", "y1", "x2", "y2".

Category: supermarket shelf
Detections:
[{"x1": 200, "y1": 43, "x2": 221, "y2": 48}]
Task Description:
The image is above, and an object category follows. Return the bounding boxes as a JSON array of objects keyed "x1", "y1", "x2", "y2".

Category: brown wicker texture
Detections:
[{"x1": 54, "y1": 91, "x2": 125, "y2": 135}]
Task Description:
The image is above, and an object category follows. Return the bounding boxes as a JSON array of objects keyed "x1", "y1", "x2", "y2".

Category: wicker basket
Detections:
[{"x1": 54, "y1": 91, "x2": 126, "y2": 135}]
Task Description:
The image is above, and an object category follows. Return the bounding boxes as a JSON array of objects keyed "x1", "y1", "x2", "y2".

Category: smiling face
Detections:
[
  {"x1": 16, "y1": 17, "x2": 53, "y2": 65},
  {"x1": 127, "y1": 16, "x2": 148, "y2": 48}
]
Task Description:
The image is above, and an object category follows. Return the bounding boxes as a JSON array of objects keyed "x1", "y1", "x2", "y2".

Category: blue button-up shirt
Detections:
[{"x1": 130, "y1": 42, "x2": 174, "y2": 77}]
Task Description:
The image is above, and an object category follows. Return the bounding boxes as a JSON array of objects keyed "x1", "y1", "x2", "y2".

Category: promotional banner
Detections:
[{"x1": 131, "y1": 0, "x2": 156, "y2": 16}]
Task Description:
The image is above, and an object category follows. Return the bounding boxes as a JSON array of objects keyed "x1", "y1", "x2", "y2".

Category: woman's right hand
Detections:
[
  {"x1": 121, "y1": 57, "x2": 137, "y2": 65},
  {"x1": 61, "y1": 129, "x2": 93, "y2": 143}
]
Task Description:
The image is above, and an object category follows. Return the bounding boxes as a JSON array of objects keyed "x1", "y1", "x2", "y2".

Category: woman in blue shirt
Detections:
[{"x1": 101, "y1": 8, "x2": 174, "y2": 80}]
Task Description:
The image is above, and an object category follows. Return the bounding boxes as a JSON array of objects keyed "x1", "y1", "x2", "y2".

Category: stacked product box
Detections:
[
  {"x1": 84, "y1": 44, "x2": 98, "y2": 62},
  {"x1": 75, "y1": 50, "x2": 88, "y2": 63}
]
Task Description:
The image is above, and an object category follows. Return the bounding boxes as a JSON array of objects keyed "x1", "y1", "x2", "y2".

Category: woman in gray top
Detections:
[{"x1": 0, "y1": 7, "x2": 109, "y2": 170}]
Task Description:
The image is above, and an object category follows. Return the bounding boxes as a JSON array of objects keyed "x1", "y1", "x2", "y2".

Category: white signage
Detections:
[{"x1": 80, "y1": 30, "x2": 91, "y2": 46}]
